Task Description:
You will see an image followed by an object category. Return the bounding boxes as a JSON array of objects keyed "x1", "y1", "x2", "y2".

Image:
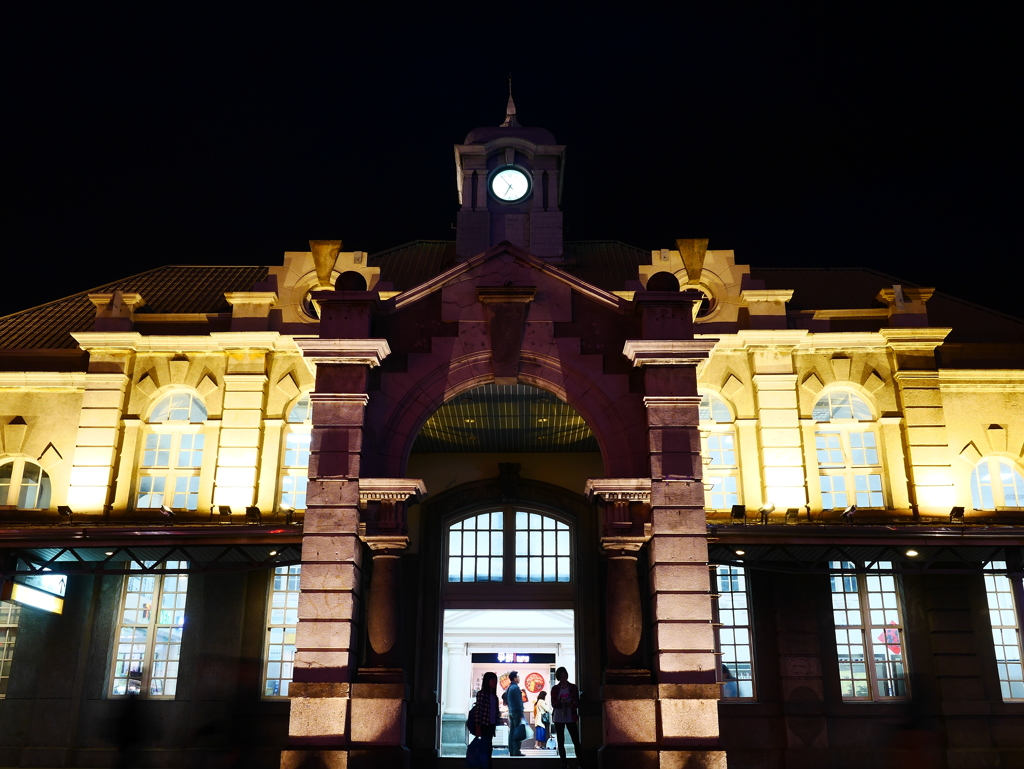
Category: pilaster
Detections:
[{"x1": 894, "y1": 371, "x2": 955, "y2": 513}]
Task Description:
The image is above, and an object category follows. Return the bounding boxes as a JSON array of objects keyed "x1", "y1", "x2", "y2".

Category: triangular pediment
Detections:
[{"x1": 388, "y1": 240, "x2": 626, "y2": 315}]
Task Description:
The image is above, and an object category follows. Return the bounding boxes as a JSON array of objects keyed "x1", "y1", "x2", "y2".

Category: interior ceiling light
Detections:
[
  {"x1": 735, "y1": 549, "x2": 746, "y2": 556},
  {"x1": 906, "y1": 549, "x2": 919, "y2": 557}
]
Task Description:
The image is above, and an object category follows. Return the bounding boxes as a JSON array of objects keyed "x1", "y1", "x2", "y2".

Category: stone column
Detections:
[
  {"x1": 441, "y1": 643, "x2": 469, "y2": 755},
  {"x1": 585, "y1": 478, "x2": 652, "y2": 676},
  {"x1": 618, "y1": 329, "x2": 726, "y2": 769},
  {"x1": 281, "y1": 337, "x2": 390, "y2": 769}
]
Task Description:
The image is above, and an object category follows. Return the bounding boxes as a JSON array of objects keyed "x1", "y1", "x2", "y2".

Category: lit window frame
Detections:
[
  {"x1": 443, "y1": 505, "x2": 574, "y2": 588},
  {"x1": 109, "y1": 561, "x2": 189, "y2": 698},
  {"x1": 982, "y1": 561, "x2": 1024, "y2": 701},
  {"x1": 263, "y1": 564, "x2": 300, "y2": 698},
  {"x1": 699, "y1": 392, "x2": 741, "y2": 512},
  {"x1": 828, "y1": 561, "x2": 910, "y2": 701},
  {"x1": 714, "y1": 564, "x2": 756, "y2": 700},
  {"x1": 0, "y1": 601, "x2": 21, "y2": 698},
  {"x1": 971, "y1": 458, "x2": 1024, "y2": 511},
  {"x1": 812, "y1": 389, "x2": 885, "y2": 510},
  {"x1": 136, "y1": 391, "x2": 209, "y2": 512},
  {"x1": 279, "y1": 394, "x2": 312, "y2": 512},
  {"x1": 0, "y1": 459, "x2": 52, "y2": 510}
]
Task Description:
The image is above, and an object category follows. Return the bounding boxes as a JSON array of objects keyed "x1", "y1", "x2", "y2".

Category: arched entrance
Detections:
[{"x1": 403, "y1": 385, "x2": 603, "y2": 761}]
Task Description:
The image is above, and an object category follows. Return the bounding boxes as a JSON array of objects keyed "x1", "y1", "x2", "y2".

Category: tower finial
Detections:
[{"x1": 500, "y1": 73, "x2": 520, "y2": 128}]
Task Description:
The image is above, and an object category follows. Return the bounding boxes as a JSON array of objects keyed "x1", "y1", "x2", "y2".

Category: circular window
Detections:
[{"x1": 301, "y1": 290, "x2": 320, "y2": 320}]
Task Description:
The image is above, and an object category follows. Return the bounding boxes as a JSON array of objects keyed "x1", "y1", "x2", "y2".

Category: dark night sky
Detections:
[{"x1": 5, "y1": 8, "x2": 1021, "y2": 318}]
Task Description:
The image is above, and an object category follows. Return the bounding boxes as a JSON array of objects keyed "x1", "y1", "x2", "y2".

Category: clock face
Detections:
[{"x1": 490, "y1": 167, "x2": 531, "y2": 202}]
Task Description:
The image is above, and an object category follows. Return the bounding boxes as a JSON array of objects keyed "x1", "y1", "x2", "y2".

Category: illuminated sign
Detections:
[
  {"x1": 472, "y1": 652, "x2": 556, "y2": 664},
  {"x1": 1, "y1": 581, "x2": 64, "y2": 614}
]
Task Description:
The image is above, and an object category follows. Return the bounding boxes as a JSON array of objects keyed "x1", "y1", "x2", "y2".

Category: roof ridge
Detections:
[{"x1": 0, "y1": 264, "x2": 267, "y2": 322}]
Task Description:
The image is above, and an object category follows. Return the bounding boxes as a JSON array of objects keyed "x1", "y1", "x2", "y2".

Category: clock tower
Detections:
[{"x1": 454, "y1": 95, "x2": 566, "y2": 261}]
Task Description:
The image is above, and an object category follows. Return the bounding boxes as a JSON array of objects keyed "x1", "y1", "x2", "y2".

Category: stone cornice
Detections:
[
  {"x1": 72, "y1": 331, "x2": 305, "y2": 353},
  {"x1": 584, "y1": 478, "x2": 652, "y2": 503},
  {"x1": 358, "y1": 478, "x2": 427, "y2": 504},
  {"x1": 878, "y1": 328, "x2": 952, "y2": 350},
  {"x1": 296, "y1": 339, "x2": 391, "y2": 367},
  {"x1": 0, "y1": 372, "x2": 90, "y2": 389},
  {"x1": 622, "y1": 339, "x2": 719, "y2": 367},
  {"x1": 938, "y1": 369, "x2": 1024, "y2": 391},
  {"x1": 741, "y1": 289, "x2": 794, "y2": 303}
]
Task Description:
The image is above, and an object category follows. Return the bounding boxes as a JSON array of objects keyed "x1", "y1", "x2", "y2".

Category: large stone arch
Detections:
[{"x1": 363, "y1": 347, "x2": 650, "y2": 479}]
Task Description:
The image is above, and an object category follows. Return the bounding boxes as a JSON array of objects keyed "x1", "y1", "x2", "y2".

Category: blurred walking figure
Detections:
[
  {"x1": 506, "y1": 670, "x2": 526, "y2": 756},
  {"x1": 533, "y1": 690, "x2": 552, "y2": 749},
  {"x1": 470, "y1": 671, "x2": 500, "y2": 767},
  {"x1": 551, "y1": 667, "x2": 581, "y2": 768}
]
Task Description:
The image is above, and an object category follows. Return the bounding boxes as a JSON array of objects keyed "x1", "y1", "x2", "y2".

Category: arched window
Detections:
[
  {"x1": 971, "y1": 459, "x2": 1024, "y2": 510},
  {"x1": 280, "y1": 395, "x2": 311, "y2": 511},
  {"x1": 447, "y1": 509, "x2": 572, "y2": 584},
  {"x1": 699, "y1": 392, "x2": 740, "y2": 511},
  {"x1": 137, "y1": 392, "x2": 207, "y2": 511},
  {"x1": 813, "y1": 389, "x2": 884, "y2": 509},
  {"x1": 0, "y1": 460, "x2": 52, "y2": 509}
]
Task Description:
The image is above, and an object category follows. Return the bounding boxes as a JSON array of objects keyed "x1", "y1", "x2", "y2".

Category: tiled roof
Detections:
[
  {"x1": 0, "y1": 265, "x2": 267, "y2": 349},
  {"x1": 561, "y1": 241, "x2": 652, "y2": 289},
  {"x1": 369, "y1": 241, "x2": 456, "y2": 291}
]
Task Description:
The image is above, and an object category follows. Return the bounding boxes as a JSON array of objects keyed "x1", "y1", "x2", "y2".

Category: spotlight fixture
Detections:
[
  {"x1": 218, "y1": 505, "x2": 232, "y2": 517},
  {"x1": 905, "y1": 549, "x2": 919, "y2": 557},
  {"x1": 57, "y1": 506, "x2": 73, "y2": 524},
  {"x1": 730, "y1": 504, "x2": 746, "y2": 525},
  {"x1": 841, "y1": 504, "x2": 857, "y2": 523},
  {"x1": 160, "y1": 505, "x2": 176, "y2": 524},
  {"x1": 279, "y1": 504, "x2": 295, "y2": 525},
  {"x1": 785, "y1": 507, "x2": 800, "y2": 524},
  {"x1": 245, "y1": 506, "x2": 262, "y2": 524},
  {"x1": 758, "y1": 503, "x2": 775, "y2": 525},
  {"x1": 949, "y1": 506, "x2": 965, "y2": 524}
]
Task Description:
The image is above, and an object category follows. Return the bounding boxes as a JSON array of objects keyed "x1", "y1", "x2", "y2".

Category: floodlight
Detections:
[
  {"x1": 841, "y1": 504, "x2": 857, "y2": 523},
  {"x1": 218, "y1": 505, "x2": 232, "y2": 517},
  {"x1": 949, "y1": 506, "x2": 965, "y2": 524},
  {"x1": 730, "y1": 505, "x2": 746, "y2": 524},
  {"x1": 57, "y1": 506, "x2": 73, "y2": 524},
  {"x1": 245, "y1": 506, "x2": 262, "y2": 524},
  {"x1": 280, "y1": 504, "x2": 295, "y2": 525},
  {"x1": 785, "y1": 507, "x2": 800, "y2": 524},
  {"x1": 758, "y1": 503, "x2": 775, "y2": 525}
]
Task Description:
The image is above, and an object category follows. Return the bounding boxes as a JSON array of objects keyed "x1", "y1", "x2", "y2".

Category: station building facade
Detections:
[{"x1": 1, "y1": 104, "x2": 1023, "y2": 768}]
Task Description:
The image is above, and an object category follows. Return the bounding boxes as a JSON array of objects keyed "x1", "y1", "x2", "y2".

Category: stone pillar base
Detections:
[
  {"x1": 355, "y1": 666, "x2": 404, "y2": 683},
  {"x1": 604, "y1": 668, "x2": 653, "y2": 685},
  {"x1": 281, "y1": 746, "x2": 411, "y2": 769},
  {"x1": 599, "y1": 747, "x2": 727, "y2": 769},
  {"x1": 440, "y1": 713, "x2": 469, "y2": 756}
]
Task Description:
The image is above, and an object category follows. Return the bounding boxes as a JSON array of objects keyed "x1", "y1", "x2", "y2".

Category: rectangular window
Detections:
[
  {"x1": 448, "y1": 512, "x2": 504, "y2": 582},
  {"x1": 707, "y1": 476, "x2": 739, "y2": 510},
  {"x1": 111, "y1": 561, "x2": 188, "y2": 697},
  {"x1": 514, "y1": 512, "x2": 570, "y2": 583},
  {"x1": 816, "y1": 429, "x2": 885, "y2": 509},
  {"x1": 0, "y1": 602, "x2": 20, "y2": 698},
  {"x1": 137, "y1": 431, "x2": 204, "y2": 511},
  {"x1": 702, "y1": 429, "x2": 741, "y2": 511},
  {"x1": 829, "y1": 561, "x2": 908, "y2": 699},
  {"x1": 715, "y1": 565, "x2": 755, "y2": 699},
  {"x1": 264, "y1": 565, "x2": 300, "y2": 697},
  {"x1": 707, "y1": 434, "x2": 736, "y2": 466},
  {"x1": 983, "y1": 561, "x2": 1024, "y2": 700}
]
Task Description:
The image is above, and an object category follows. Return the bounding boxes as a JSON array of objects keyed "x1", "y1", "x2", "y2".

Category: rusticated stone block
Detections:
[
  {"x1": 930, "y1": 632, "x2": 978, "y2": 655},
  {"x1": 654, "y1": 621, "x2": 716, "y2": 650},
  {"x1": 302, "y1": 535, "x2": 363, "y2": 564},
  {"x1": 650, "y1": 508, "x2": 707, "y2": 534},
  {"x1": 288, "y1": 697, "x2": 349, "y2": 739},
  {"x1": 293, "y1": 651, "x2": 352, "y2": 683},
  {"x1": 298, "y1": 590, "x2": 358, "y2": 621},
  {"x1": 656, "y1": 652, "x2": 718, "y2": 681},
  {"x1": 652, "y1": 593, "x2": 714, "y2": 622},
  {"x1": 281, "y1": 749, "x2": 349, "y2": 769},
  {"x1": 658, "y1": 684, "x2": 720, "y2": 700},
  {"x1": 303, "y1": 506, "x2": 361, "y2": 533},
  {"x1": 657, "y1": 749, "x2": 728, "y2": 768},
  {"x1": 295, "y1": 620, "x2": 355, "y2": 651},
  {"x1": 349, "y1": 697, "x2": 405, "y2": 745},
  {"x1": 933, "y1": 655, "x2": 981, "y2": 678},
  {"x1": 660, "y1": 698, "x2": 720, "y2": 742},
  {"x1": 300, "y1": 563, "x2": 361, "y2": 591},
  {"x1": 649, "y1": 564, "x2": 714, "y2": 594},
  {"x1": 652, "y1": 480, "x2": 706, "y2": 507},
  {"x1": 648, "y1": 535, "x2": 709, "y2": 564},
  {"x1": 604, "y1": 699, "x2": 657, "y2": 744}
]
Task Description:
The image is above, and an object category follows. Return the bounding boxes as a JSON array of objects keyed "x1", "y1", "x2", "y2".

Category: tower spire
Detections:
[{"x1": 500, "y1": 73, "x2": 520, "y2": 128}]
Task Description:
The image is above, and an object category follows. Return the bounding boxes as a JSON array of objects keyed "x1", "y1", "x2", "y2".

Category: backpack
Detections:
[{"x1": 466, "y1": 704, "x2": 477, "y2": 732}]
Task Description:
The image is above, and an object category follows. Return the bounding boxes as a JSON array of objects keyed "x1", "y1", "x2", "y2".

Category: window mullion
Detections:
[
  {"x1": 503, "y1": 504, "x2": 515, "y2": 583},
  {"x1": 859, "y1": 575, "x2": 878, "y2": 700}
]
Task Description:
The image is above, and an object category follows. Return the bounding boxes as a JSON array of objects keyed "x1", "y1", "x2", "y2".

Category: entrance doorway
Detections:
[{"x1": 440, "y1": 609, "x2": 577, "y2": 759}]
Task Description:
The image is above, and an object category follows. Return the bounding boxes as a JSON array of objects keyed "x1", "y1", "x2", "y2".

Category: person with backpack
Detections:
[
  {"x1": 551, "y1": 667, "x2": 582, "y2": 768},
  {"x1": 505, "y1": 671, "x2": 526, "y2": 757},
  {"x1": 533, "y1": 690, "x2": 552, "y2": 749},
  {"x1": 467, "y1": 672, "x2": 499, "y2": 767}
]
